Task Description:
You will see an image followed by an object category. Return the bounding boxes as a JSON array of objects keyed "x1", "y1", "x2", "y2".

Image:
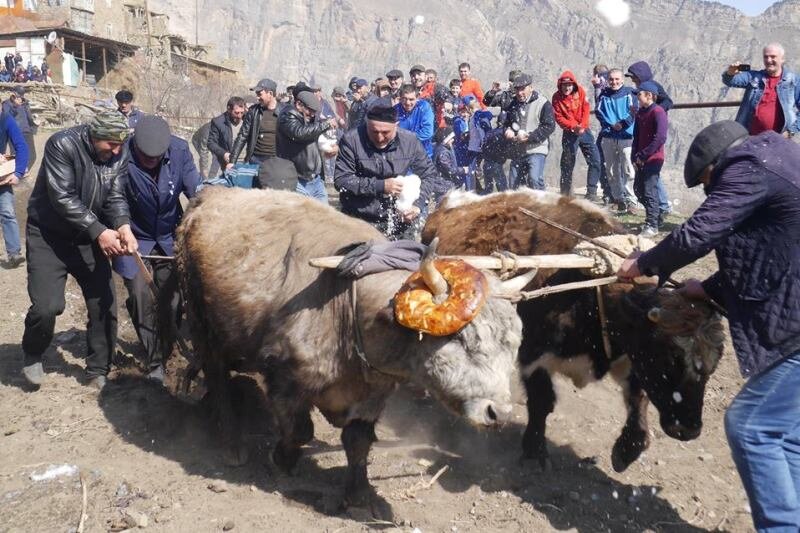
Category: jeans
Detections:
[
  {"x1": 725, "y1": 353, "x2": 800, "y2": 532},
  {"x1": 601, "y1": 137, "x2": 635, "y2": 204},
  {"x1": 0, "y1": 184, "x2": 21, "y2": 256},
  {"x1": 560, "y1": 130, "x2": 601, "y2": 196},
  {"x1": 481, "y1": 159, "x2": 508, "y2": 195},
  {"x1": 22, "y1": 224, "x2": 117, "y2": 377},
  {"x1": 633, "y1": 162, "x2": 662, "y2": 229},
  {"x1": 595, "y1": 131, "x2": 612, "y2": 200},
  {"x1": 296, "y1": 175, "x2": 329, "y2": 204},
  {"x1": 509, "y1": 153, "x2": 546, "y2": 190},
  {"x1": 657, "y1": 179, "x2": 671, "y2": 212}
]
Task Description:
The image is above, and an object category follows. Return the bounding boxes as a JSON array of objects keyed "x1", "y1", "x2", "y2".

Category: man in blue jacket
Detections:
[
  {"x1": 3, "y1": 87, "x2": 37, "y2": 170},
  {"x1": 394, "y1": 84, "x2": 435, "y2": 158},
  {"x1": 113, "y1": 115, "x2": 200, "y2": 382},
  {"x1": 618, "y1": 120, "x2": 800, "y2": 532},
  {"x1": 723, "y1": 42, "x2": 800, "y2": 137},
  {"x1": 0, "y1": 107, "x2": 29, "y2": 268}
]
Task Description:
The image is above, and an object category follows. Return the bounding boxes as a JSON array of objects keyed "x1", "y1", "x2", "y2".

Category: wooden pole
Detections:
[
  {"x1": 80, "y1": 40, "x2": 86, "y2": 82},
  {"x1": 308, "y1": 254, "x2": 595, "y2": 270},
  {"x1": 101, "y1": 47, "x2": 107, "y2": 88},
  {"x1": 671, "y1": 101, "x2": 741, "y2": 110}
]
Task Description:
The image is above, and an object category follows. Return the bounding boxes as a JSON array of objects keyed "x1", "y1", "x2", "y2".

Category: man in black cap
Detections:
[
  {"x1": 409, "y1": 64, "x2": 427, "y2": 92},
  {"x1": 386, "y1": 69, "x2": 404, "y2": 104},
  {"x1": 617, "y1": 120, "x2": 800, "y2": 532},
  {"x1": 113, "y1": 115, "x2": 201, "y2": 382},
  {"x1": 115, "y1": 89, "x2": 144, "y2": 128},
  {"x1": 230, "y1": 78, "x2": 283, "y2": 177},
  {"x1": 22, "y1": 111, "x2": 137, "y2": 390},
  {"x1": 334, "y1": 98, "x2": 444, "y2": 238},
  {"x1": 276, "y1": 90, "x2": 338, "y2": 203},
  {"x1": 347, "y1": 78, "x2": 375, "y2": 131}
]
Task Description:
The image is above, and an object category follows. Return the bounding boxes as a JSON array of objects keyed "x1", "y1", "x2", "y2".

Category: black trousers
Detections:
[
  {"x1": 22, "y1": 224, "x2": 117, "y2": 377},
  {"x1": 122, "y1": 254, "x2": 179, "y2": 370},
  {"x1": 633, "y1": 162, "x2": 663, "y2": 229}
]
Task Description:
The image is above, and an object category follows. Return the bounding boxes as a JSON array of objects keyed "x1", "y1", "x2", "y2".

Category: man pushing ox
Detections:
[{"x1": 618, "y1": 120, "x2": 800, "y2": 532}]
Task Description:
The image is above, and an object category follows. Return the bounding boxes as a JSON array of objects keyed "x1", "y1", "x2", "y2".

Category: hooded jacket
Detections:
[
  {"x1": 626, "y1": 61, "x2": 674, "y2": 111},
  {"x1": 551, "y1": 70, "x2": 591, "y2": 132}
]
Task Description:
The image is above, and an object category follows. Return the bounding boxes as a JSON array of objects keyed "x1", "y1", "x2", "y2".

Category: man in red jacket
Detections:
[{"x1": 552, "y1": 70, "x2": 602, "y2": 197}]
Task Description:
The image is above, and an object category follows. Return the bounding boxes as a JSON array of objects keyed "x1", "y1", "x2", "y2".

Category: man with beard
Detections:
[
  {"x1": 229, "y1": 78, "x2": 282, "y2": 171},
  {"x1": 386, "y1": 69, "x2": 404, "y2": 104},
  {"x1": 348, "y1": 79, "x2": 375, "y2": 131},
  {"x1": 22, "y1": 111, "x2": 137, "y2": 390},
  {"x1": 208, "y1": 96, "x2": 247, "y2": 170}
]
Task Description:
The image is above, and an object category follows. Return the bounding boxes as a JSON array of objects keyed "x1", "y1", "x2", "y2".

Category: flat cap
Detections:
[
  {"x1": 511, "y1": 73, "x2": 532, "y2": 88},
  {"x1": 133, "y1": 115, "x2": 171, "y2": 157},
  {"x1": 251, "y1": 78, "x2": 277, "y2": 93},
  {"x1": 332, "y1": 86, "x2": 346, "y2": 96},
  {"x1": 115, "y1": 90, "x2": 133, "y2": 102},
  {"x1": 683, "y1": 120, "x2": 748, "y2": 188},
  {"x1": 296, "y1": 91, "x2": 321, "y2": 113},
  {"x1": 386, "y1": 69, "x2": 403, "y2": 79},
  {"x1": 409, "y1": 64, "x2": 426, "y2": 74}
]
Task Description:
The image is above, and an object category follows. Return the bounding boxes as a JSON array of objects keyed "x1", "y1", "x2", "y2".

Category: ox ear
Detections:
[{"x1": 647, "y1": 307, "x2": 661, "y2": 323}]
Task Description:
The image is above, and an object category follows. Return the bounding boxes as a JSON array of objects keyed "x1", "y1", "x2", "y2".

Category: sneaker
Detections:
[
  {"x1": 147, "y1": 366, "x2": 164, "y2": 384},
  {"x1": 5, "y1": 254, "x2": 24, "y2": 268},
  {"x1": 640, "y1": 226, "x2": 659, "y2": 237},
  {"x1": 87, "y1": 375, "x2": 107, "y2": 391},
  {"x1": 584, "y1": 192, "x2": 599, "y2": 202},
  {"x1": 22, "y1": 361, "x2": 44, "y2": 386}
]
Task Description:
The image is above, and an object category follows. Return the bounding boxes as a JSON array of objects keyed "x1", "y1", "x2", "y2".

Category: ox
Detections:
[
  {"x1": 176, "y1": 188, "x2": 529, "y2": 509},
  {"x1": 423, "y1": 190, "x2": 725, "y2": 472}
]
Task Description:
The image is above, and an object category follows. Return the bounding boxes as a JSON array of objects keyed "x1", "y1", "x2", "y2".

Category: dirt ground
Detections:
[{"x1": 0, "y1": 133, "x2": 754, "y2": 532}]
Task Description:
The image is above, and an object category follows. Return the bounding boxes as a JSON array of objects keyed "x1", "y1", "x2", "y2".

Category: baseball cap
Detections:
[{"x1": 632, "y1": 81, "x2": 660, "y2": 95}]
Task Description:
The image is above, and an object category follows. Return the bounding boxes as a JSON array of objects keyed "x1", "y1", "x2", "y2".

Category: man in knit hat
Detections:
[
  {"x1": 618, "y1": 120, "x2": 800, "y2": 532},
  {"x1": 22, "y1": 111, "x2": 137, "y2": 391}
]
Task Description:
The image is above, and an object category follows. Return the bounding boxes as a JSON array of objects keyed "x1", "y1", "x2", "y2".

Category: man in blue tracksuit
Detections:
[
  {"x1": 395, "y1": 83, "x2": 435, "y2": 158},
  {"x1": 0, "y1": 107, "x2": 29, "y2": 267},
  {"x1": 596, "y1": 68, "x2": 637, "y2": 212},
  {"x1": 113, "y1": 115, "x2": 200, "y2": 382}
]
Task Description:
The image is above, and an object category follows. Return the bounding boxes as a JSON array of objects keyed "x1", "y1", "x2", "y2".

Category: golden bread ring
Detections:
[{"x1": 394, "y1": 259, "x2": 489, "y2": 336}]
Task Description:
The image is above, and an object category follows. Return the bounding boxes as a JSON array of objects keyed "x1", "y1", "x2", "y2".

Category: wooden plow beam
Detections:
[{"x1": 308, "y1": 254, "x2": 595, "y2": 270}]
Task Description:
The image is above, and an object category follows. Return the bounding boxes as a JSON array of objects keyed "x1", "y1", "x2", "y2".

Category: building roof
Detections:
[{"x1": 0, "y1": 26, "x2": 139, "y2": 53}]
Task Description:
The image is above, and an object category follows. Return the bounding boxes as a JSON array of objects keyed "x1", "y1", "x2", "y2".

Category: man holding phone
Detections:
[{"x1": 723, "y1": 42, "x2": 800, "y2": 137}]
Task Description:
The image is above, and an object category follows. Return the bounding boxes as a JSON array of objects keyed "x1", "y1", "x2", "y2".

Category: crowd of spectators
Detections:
[{"x1": 1, "y1": 51, "x2": 51, "y2": 84}]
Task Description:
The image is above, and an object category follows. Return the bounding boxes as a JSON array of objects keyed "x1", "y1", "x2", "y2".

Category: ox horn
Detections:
[
  {"x1": 647, "y1": 307, "x2": 662, "y2": 323},
  {"x1": 421, "y1": 237, "x2": 449, "y2": 304},
  {"x1": 498, "y1": 268, "x2": 539, "y2": 295}
]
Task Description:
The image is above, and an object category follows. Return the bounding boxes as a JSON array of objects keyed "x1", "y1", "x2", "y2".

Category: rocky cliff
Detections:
[{"x1": 152, "y1": 0, "x2": 800, "y2": 195}]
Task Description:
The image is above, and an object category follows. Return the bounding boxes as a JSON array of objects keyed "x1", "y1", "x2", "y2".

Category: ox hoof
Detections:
[
  {"x1": 519, "y1": 454, "x2": 552, "y2": 474},
  {"x1": 343, "y1": 489, "x2": 394, "y2": 523},
  {"x1": 270, "y1": 445, "x2": 302, "y2": 475},
  {"x1": 611, "y1": 435, "x2": 648, "y2": 473}
]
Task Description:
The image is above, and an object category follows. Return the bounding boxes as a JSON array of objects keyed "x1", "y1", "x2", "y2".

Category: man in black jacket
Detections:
[
  {"x1": 207, "y1": 96, "x2": 246, "y2": 170},
  {"x1": 347, "y1": 79, "x2": 375, "y2": 131},
  {"x1": 229, "y1": 78, "x2": 281, "y2": 169},
  {"x1": 277, "y1": 91, "x2": 337, "y2": 203},
  {"x1": 22, "y1": 111, "x2": 137, "y2": 390},
  {"x1": 334, "y1": 99, "x2": 444, "y2": 238}
]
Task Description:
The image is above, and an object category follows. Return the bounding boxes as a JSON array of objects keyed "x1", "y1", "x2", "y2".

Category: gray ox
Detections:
[
  {"x1": 423, "y1": 190, "x2": 725, "y2": 472},
  {"x1": 176, "y1": 188, "x2": 529, "y2": 510}
]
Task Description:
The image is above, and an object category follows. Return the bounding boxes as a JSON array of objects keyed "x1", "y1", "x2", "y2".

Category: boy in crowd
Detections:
[{"x1": 631, "y1": 81, "x2": 668, "y2": 237}]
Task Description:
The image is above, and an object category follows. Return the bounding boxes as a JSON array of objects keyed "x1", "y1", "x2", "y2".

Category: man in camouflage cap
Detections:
[{"x1": 22, "y1": 111, "x2": 137, "y2": 391}]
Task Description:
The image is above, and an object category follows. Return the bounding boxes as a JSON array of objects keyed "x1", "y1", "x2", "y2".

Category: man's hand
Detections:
[
  {"x1": 400, "y1": 205, "x2": 420, "y2": 222},
  {"x1": 327, "y1": 118, "x2": 339, "y2": 129},
  {"x1": 612, "y1": 122, "x2": 623, "y2": 131},
  {"x1": 223, "y1": 152, "x2": 231, "y2": 163},
  {"x1": 117, "y1": 224, "x2": 139, "y2": 255},
  {"x1": 727, "y1": 61, "x2": 741, "y2": 76},
  {"x1": 504, "y1": 128, "x2": 515, "y2": 140},
  {"x1": 517, "y1": 131, "x2": 529, "y2": 143},
  {"x1": 383, "y1": 177, "x2": 404, "y2": 196},
  {"x1": 97, "y1": 229, "x2": 123, "y2": 258},
  {"x1": 225, "y1": 162, "x2": 234, "y2": 170},
  {"x1": 677, "y1": 278, "x2": 708, "y2": 300},
  {"x1": 0, "y1": 174, "x2": 19, "y2": 186},
  {"x1": 616, "y1": 251, "x2": 643, "y2": 281}
]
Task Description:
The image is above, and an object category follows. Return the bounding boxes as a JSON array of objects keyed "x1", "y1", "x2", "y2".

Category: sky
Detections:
[{"x1": 716, "y1": 0, "x2": 777, "y2": 16}]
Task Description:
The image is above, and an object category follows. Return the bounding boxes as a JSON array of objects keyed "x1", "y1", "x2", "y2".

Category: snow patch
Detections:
[{"x1": 30, "y1": 464, "x2": 78, "y2": 482}]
